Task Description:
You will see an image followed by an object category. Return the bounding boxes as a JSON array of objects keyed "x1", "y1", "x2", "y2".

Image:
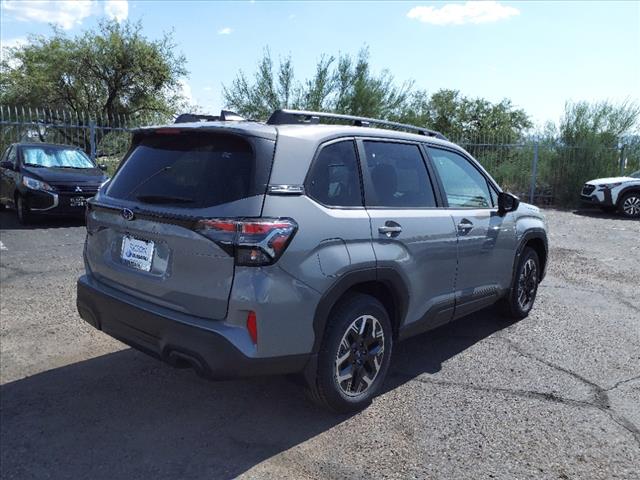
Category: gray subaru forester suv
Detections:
[{"x1": 77, "y1": 109, "x2": 548, "y2": 412}]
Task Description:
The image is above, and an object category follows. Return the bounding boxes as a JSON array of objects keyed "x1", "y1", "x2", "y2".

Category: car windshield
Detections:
[
  {"x1": 630, "y1": 170, "x2": 640, "y2": 179},
  {"x1": 22, "y1": 146, "x2": 95, "y2": 169}
]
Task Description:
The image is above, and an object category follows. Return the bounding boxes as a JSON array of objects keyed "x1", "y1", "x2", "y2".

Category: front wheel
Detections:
[
  {"x1": 16, "y1": 195, "x2": 32, "y2": 225},
  {"x1": 305, "y1": 294, "x2": 393, "y2": 413},
  {"x1": 619, "y1": 192, "x2": 640, "y2": 218},
  {"x1": 498, "y1": 247, "x2": 540, "y2": 320}
]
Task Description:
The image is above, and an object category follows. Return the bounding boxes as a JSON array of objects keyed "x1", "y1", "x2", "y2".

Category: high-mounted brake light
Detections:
[{"x1": 195, "y1": 218, "x2": 297, "y2": 266}]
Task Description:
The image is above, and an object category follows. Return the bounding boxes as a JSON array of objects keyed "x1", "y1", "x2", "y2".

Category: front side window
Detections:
[
  {"x1": 305, "y1": 140, "x2": 362, "y2": 207},
  {"x1": 362, "y1": 141, "x2": 436, "y2": 208},
  {"x1": 428, "y1": 147, "x2": 493, "y2": 208},
  {"x1": 6, "y1": 147, "x2": 17, "y2": 167}
]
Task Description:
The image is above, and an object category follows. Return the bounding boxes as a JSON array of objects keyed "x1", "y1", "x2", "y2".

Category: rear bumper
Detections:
[{"x1": 76, "y1": 275, "x2": 311, "y2": 379}]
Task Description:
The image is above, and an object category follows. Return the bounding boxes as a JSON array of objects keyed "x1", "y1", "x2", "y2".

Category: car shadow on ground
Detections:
[
  {"x1": 0, "y1": 210, "x2": 85, "y2": 230},
  {"x1": 0, "y1": 309, "x2": 508, "y2": 480}
]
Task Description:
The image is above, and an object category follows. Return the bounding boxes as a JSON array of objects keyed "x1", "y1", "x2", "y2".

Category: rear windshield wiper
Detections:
[{"x1": 136, "y1": 194, "x2": 195, "y2": 204}]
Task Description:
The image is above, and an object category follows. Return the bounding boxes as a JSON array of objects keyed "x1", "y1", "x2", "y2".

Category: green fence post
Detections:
[
  {"x1": 89, "y1": 120, "x2": 96, "y2": 160},
  {"x1": 529, "y1": 141, "x2": 539, "y2": 204}
]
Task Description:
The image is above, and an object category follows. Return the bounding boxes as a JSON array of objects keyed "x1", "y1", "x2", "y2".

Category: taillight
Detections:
[{"x1": 195, "y1": 218, "x2": 297, "y2": 266}]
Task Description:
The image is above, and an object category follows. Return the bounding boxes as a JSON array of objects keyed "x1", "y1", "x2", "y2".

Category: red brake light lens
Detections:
[
  {"x1": 247, "y1": 311, "x2": 258, "y2": 344},
  {"x1": 195, "y1": 218, "x2": 297, "y2": 266}
]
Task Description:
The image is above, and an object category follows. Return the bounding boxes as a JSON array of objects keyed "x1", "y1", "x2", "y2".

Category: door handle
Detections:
[
  {"x1": 378, "y1": 222, "x2": 402, "y2": 237},
  {"x1": 457, "y1": 219, "x2": 474, "y2": 235}
]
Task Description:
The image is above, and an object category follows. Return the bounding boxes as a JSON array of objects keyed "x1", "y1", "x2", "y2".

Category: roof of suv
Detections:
[{"x1": 135, "y1": 120, "x2": 458, "y2": 150}]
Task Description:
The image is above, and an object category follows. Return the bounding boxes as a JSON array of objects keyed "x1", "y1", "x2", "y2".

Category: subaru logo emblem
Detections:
[
  {"x1": 75, "y1": 186, "x2": 83, "y2": 193},
  {"x1": 121, "y1": 208, "x2": 135, "y2": 221}
]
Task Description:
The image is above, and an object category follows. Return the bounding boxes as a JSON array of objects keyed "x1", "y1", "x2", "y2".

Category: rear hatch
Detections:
[{"x1": 84, "y1": 127, "x2": 276, "y2": 319}]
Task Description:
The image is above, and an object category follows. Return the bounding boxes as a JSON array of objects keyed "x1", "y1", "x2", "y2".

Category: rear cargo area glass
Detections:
[{"x1": 106, "y1": 133, "x2": 265, "y2": 208}]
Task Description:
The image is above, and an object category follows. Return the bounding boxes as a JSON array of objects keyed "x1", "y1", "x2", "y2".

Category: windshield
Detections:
[{"x1": 22, "y1": 147, "x2": 95, "y2": 169}]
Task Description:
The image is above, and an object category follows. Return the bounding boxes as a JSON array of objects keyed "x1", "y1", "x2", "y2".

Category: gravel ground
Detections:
[{"x1": 0, "y1": 207, "x2": 638, "y2": 480}]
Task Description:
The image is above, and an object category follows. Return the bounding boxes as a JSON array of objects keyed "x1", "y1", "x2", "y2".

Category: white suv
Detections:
[{"x1": 581, "y1": 170, "x2": 640, "y2": 218}]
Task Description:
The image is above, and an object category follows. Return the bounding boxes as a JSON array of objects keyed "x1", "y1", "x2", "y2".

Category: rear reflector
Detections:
[
  {"x1": 195, "y1": 218, "x2": 297, "y2": 266},
  {"x1": 247, "y1": 311, "x2": 258, "y2": 344}
]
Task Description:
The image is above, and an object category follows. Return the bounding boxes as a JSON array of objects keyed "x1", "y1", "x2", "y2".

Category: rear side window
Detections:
[
  {"x1": 362, "y1": 141, "x2": 436, "y2": 208},
  {"x1": 107, "y1": 133, "x2": 269, "y2": 208},
  {"x1": 427, "y1": 147, "x2": 492, "y2": 208},
  {"x1": 305, "y1": 140, "x2": 362, "y2": 207}
]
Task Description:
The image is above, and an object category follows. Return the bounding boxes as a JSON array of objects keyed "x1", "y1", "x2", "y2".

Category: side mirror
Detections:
[
  {"x1": 98, "y1": 164, "x2": 108, "y2": 171},
  {"x1": 0, "y1": 161, "x2": 14, "y2": 170},
  {"x1": 498, "y1": 192, "x2": 520, "y2": 215}
]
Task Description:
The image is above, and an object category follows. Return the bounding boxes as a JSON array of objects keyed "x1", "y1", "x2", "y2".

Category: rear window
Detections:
[{"x1": 106, "y1": 133, "x2": 269, "y2": 208}]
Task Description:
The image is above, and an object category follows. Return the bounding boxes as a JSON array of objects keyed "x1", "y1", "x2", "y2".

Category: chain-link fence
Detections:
[{"x1": 1, "y1": 105, "x2": 638, "y2": 206}]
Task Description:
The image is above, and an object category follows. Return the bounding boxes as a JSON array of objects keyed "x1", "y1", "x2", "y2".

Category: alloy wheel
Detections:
[
  {"x1": 334, "y1": 314, "x2": 385, "y2": 397},
  {"x1": 622, "y1": 195, "x2": 640, "y2": 217},
  {"x1": 517, "y1": 258, "x2": 538, "y2": 311}
]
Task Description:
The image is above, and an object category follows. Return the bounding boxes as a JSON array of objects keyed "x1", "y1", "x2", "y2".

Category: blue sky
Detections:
[{"x1": 1, "y1": 0, "x2": 639, "y2": 126}]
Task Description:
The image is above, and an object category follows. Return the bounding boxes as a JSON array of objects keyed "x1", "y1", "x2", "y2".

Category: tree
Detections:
[
  {"x1": 0, "y1": 20, "x2": 188, "y2": 125},
  {"x1": 223, "y1": 48, "x2": 413, "y2": 121},
  {"x1": 223, "y1": 48, "x2": 531, "y2": 143}
]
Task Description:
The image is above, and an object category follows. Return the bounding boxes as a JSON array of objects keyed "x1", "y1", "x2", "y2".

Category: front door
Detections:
[
  {"x1": 359, "y1": 139, "x2": 459, "y2": 336},
  {"x1": 426, "y1": 146, "x2": 515, "y2": 319}
]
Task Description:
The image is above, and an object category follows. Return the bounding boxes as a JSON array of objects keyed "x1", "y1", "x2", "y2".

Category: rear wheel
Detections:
[
  {"x1": 499, "y1": 247, "x2": 540, "y2": 320},
  {"x1": 305, "y1": 294, "x2": 393, "y2": 413},
  {"x1": 619, "y1": 192, "x2": 640, "y2": 218},
  {"x1": 16, "y1": 195, "x2": 32, "y2": 225}
]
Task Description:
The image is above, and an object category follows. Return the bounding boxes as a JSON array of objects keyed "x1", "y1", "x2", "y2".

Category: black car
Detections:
[{"x1": 0, "y1": 143, "x2": 109, "y2": 224}]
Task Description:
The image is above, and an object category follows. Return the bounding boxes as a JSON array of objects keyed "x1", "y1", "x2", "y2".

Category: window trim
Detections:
[
  {"x1": 356, "y1": 137, "x2": 443, "y2": 210},
  {"x1": 303, "y1": 137, "x2": 365, "y2": 210},
  {"x1": 424, "y1": 144, "x2": 501, "y2": 210}
]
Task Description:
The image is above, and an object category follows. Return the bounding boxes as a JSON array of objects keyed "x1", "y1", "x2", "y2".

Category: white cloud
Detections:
[
  {"x1": 104, "y1": 0, "x2": 128, "y2": 22},
  {"x1": 1, "y1": 0, "x2": 95, "y2": 30},
  {"x1": 179, "y1": 79, "x2": 195, "y2": 105},
  {"x1": 217, "y1": 27, "x2": 232, "y2": 35},
  {"x1": 1, "y1": 0, "x2": 130, "y2": 29},
  {"x1": 0, "y1": 36, "x2": 28, "y2": 66},
  {"x1": 407, "y1": 1, "x2": 519, "y2": 26}
]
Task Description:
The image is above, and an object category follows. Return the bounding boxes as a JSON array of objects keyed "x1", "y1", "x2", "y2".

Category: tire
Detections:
[
  {"x1": 305, "y1": 293, "x2": 393, "y2": 413},
  {"x1": 16, "y1": 195, "x2": 32, "y2": 225},
  {"x1": 618, "y1": 191, "x2": 640, "y2": 218},
  {"x1": 498, "y1": 247, "x2": 540, "y2": 320}
]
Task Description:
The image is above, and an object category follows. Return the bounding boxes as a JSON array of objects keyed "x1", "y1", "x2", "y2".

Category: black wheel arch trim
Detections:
[
  {"x1": 311, "y1": 266, "x2": 409, "y2": 354},
  {"x1": 512, "y1": 229, "x2": 548, "y2": 287},
  {"x1": 617, "y1": 185, "x2": 640, "y2": 206}
]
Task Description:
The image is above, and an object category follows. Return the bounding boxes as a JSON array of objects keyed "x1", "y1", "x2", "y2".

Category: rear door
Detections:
[
  {"x1": 85, "y1": 130, "x2": 275, "y2": 320},
  {"x1": 360, "y1": 139, "x2": 459, "y2": 334},
  {"x1": 426, "y1": 146, "x2": 514, "y2": 318}
]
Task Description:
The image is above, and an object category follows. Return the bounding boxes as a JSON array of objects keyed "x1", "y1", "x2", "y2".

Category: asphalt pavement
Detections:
[{"x1": 0, "y1": 207, "x2": 638, "y2": 480}]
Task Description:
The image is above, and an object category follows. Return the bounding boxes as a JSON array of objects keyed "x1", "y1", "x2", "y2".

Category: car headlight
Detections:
[
  {"x1": 598, "y1": 182, "x2": 622, "y2": 190},
  {"x1": 22, "y1": 176, "x2": 54, "y2": 192}
]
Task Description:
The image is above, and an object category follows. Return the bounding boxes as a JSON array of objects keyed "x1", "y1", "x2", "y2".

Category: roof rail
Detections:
[
  {"x1": 266, "y1": 109, "x2": 447, "y2": 140},
  {"x1": 174, "y1": 110, "x2": 245, "y2": 124}
]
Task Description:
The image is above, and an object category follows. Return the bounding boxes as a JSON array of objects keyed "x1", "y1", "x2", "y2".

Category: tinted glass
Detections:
[
  {"x1": 107, "y1": 133, "x2": 262, "y2": 208},
  {"x1": 7, "y1": 147, "x2": 17, "y2": 167},
  {"x1": 363, "y1": 141, "x2": 436, "y2": 207},
  {"x1": 306, "y1": 140, "x2": 362, "y2": 206},
  {"x1": 428, "y1": 147, "x2": 492, "y2": 208},
  {"x1": 22, "y1": 147, "x2": 95, "y2": 169}
]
